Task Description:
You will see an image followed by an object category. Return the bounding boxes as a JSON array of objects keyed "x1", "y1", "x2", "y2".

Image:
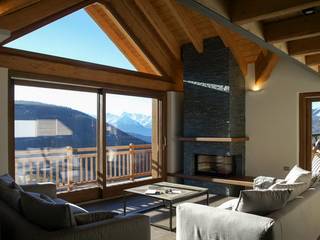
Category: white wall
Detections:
[
  {"x1": 246, "y1": 58, "x2": 320, "y2": 178},
  {"x1": 0, "y1": 67, "x2": 9, "y2": 175}
]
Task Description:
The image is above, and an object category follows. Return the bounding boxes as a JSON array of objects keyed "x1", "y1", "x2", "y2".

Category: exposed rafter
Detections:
[
  {"x1": 211, "y1": 21, "x2": 247, "y2": 76},
  {"x1": 231, "y1": 0, "x2": 320, "y2": 25},
  {"x1": 306, "y1": 53, "x2": 320, "y2": 66},
  {"x1": 163, "y1": 0, "x2": 204, "y2": 53},
  {"x1": 0, "y1": 0, "x2": 40, "y2": 16},
  {"x1": 134, "y1": 0, "x2": 181, "y2": 59},
  {"x1": 0, "y1": 0, "x2": 93, "y2": 44},
  {"x1": 104, "y1": 0, "x2": 183, "y2": 90},
  {"x1": 255, "y1": 51, "x2": 279, "y2": 86},
  {"x1": 264, "y1": 13, "x2": 320, "y2": 43},
  {"x1": 85, "y1": 3, "x2": 160, "y2": 75},
  {"x1": 287, "y1": 36, "x2": 320, "y2": 55}
]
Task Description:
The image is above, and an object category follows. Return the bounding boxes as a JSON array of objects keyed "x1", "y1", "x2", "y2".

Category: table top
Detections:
[{"x1": 124, "y1": 181, "x2": 208, "y2": 201}]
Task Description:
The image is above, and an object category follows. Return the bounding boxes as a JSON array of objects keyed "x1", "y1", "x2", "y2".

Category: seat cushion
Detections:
[
  {"x1": 74, "y1": 211, "x2": 117, "y2": 225},
  {"x1": 53, "y1": 198, "x2": 88, "y2": 214},
  {"x1": 0, "y1": 174, "x2": 23, "y2": 211},
  {"x1": 20, "y1": 191, "x2": 75, "y2": 231},
  {"x1": 269, "y1": 181, "x2": 309, "y2": 201},
  {"x1": 234, "y1": 189, "x2": 291, "y2": 215}
]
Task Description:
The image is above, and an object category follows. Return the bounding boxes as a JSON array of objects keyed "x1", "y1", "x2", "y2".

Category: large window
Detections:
[
  {"x1": 105, "y1": 93, "x2": 160, "y2": 186},
  {"x1": 14, "y1": 85, "x2": 99, "y2": 191},
  {"x1": 13, "y1": 81, "x2": 164, "y2": 193}
]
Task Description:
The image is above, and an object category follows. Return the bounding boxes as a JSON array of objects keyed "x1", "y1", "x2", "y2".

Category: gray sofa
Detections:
[
  {"x1": 0, "y1": 183, "x2": 150, "y2": 240},
  {"x1": 177, "y1": 184, "x2": 320, "y2": 240}
]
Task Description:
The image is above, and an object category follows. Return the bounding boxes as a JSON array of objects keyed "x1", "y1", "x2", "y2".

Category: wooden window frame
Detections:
[
  {"x1": 299, "y1": 92, "x2": 320, "y2": 170},
  {"x1": 8, "y1": 71, "x2": 167, "y2": 202}
]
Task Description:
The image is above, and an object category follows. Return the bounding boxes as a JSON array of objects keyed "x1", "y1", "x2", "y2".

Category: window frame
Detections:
[{"x1": 9, "y1": 71, "x2": 167, "y2": 202}]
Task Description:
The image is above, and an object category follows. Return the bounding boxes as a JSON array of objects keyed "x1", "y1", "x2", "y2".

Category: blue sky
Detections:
[
  {"x1": 5, "y1": 9, "x2": 135, "y2": 70},
  {"x1": 9, "y1": 9, "x2": 152, "y2": 116}
]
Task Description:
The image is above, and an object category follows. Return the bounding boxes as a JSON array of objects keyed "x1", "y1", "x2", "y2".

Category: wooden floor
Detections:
[{"x1": 80, "y1": 194, "x2": 233, "y2": 240}]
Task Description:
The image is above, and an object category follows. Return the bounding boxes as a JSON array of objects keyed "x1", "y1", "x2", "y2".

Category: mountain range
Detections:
[
  {"x1": 15, "y1": 101, "x2": 148, "y2": 150},
  {"x1": 106, "y1": 112, "x2": 152, "y2": 142}
]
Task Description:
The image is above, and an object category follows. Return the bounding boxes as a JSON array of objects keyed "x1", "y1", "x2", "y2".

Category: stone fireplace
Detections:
[{"x1": 181, "y1": 37, "x2": 246, "y2": 196}]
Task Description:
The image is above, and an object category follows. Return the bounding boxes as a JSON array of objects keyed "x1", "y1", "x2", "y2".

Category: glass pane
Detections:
[
  {"x1": 14, "y1": 85, "x2": 98, "y2": 192},
  {"x1": 312, "y1": 101, "x2": 320, "y2": 157},
  {"x1": 105, "y1": 93, "x2": 158, "y2": 186}
]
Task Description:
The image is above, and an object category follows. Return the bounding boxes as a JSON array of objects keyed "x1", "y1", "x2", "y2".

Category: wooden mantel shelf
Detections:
[
  {"x1": 168, "y1": 172, "x2": 254, "y2": 187},
  {"x1": 178, "y1": 137, "x2": 249, "y2": 142}
]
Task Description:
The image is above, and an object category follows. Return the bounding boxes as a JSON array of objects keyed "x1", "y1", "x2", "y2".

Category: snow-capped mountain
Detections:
[{"x1": 106, "y1": 112, "x2": 152, "y2": 142}]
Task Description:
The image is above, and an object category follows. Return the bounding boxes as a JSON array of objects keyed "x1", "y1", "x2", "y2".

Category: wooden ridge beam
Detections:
[
  {"x1": 163, "y1": 0, "x2": 203, "y2": 53},
  {"x1": 0, "y1": 0, "x2": 40, "y2": 16},
  {"x1": 264, "y1": 13, "x2": 320, "y2": 43},
  {"x1": 85, "y1": 3, "x2": 159, "y2": 75},
  {"x1": 231, "y1": 0, "x2": 320, "y2": 25},
  {"x1": 211, "y1": 21, "x2": 247, "y2": 76},
  {"x1": 134, "y1": 0, "x2": 181, "y2": 59},
  {"x1": 105, "y1": 0, "x2": 183, "y2": 90},
  {"x1": 287, "y1": 36, "x2": 320, "y2": 55},
  {"x1": 0, "y1": 47, "x2": 175, "y2": 91},
  {"x1": 306, "y1": 53, "x2": 320, "y2": 66},
  {"x1": 0, "y1": 0, "x2": 93, "y2": 44},
  {"x1": 255, "y1": 51, "x2": 279, "y2": 86}
]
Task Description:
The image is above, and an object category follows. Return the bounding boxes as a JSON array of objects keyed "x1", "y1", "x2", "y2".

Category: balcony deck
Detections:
[{"x1": 15, "y1": 144, "x2": 152, "y2": 191}]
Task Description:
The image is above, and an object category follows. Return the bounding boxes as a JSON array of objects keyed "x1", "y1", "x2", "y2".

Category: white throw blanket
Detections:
[{"x1": 253, "y1": 176, "x2": 276, "y2": 189}]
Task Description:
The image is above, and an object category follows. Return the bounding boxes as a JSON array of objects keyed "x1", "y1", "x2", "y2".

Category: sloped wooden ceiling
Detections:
[
  {"x1": 0, "y1": 0, "x2": 278, "y2": 91},
  {"x1": 194, "y1": 0, "x2": 320, "y2": 74}
]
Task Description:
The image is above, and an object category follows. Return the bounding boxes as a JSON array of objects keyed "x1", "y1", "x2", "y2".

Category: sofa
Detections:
[
  {"x1": 177, "y1": 183, "x2": 320, "y2": 240},
  {"x1": 0, "y1": 181, "x2": 150, "y2": 240}
]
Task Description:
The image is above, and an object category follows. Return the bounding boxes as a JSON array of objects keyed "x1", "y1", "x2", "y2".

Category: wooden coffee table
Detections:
[{"x1": 123, "y1": 182, "x2": 209, "y2": 231}]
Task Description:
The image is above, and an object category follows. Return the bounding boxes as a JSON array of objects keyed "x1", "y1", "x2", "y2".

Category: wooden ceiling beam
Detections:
[
  {"x1": 287, "y1": 36, "x2": 320, "y2": 55},
  {"x1": 0, "y1": 47, "x2": 174, "y2": 91},
  {"x1": 134, "y1": 0, "x2": 180, "y2": 60},
  {"x1": 231, "y1": 0, "x2": 320, "y2": 25},
  {"x1": 0, "y1": 0, "x2": 40, "y2": 16},
  {"x1": 104, "y1": 0, "x2": 183, "y2": 90},
  {"x1": 264, "y1": 13, "x2": 320, "y2": 43},
  {"x1": 163, "y1": 0, "x2": 203, "y2": 53},
  {"x1": 255, "y1": 51, "x2": 279, "y2": 86},
  {"x1": 85, "y1": 3, "x2": 159, "y2": 75},
  {"x1": 211, "y1": 21, "x2": 247, "y2": 76},
  {"x1": 0, "y1": 0, "x2": 93, "y2": 44},
  {"x1": 305, "y1": 53, "x2": 320, "y2": 66}
]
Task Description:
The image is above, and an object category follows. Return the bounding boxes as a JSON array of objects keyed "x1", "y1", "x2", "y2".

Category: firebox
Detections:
[{"x1": 195, "y1": 154, "x2": 235, "y2": 177}]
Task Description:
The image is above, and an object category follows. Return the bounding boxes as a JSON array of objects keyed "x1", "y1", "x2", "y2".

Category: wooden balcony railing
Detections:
[{"x1": 15, "y1": 144, "x2": 152, "y2": 191}]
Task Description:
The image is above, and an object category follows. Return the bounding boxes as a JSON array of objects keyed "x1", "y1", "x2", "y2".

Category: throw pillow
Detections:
[
  {"x1": 285, "y1": 165, "x2": 312, "y2": 185},
  {"x1": 0, "y1": 174, "x2": 23, "y2": 211},
  {"x1": 20, "y1": 191, "x2": 75, "y2": 230},
  {"x1": 269, "y1": 181, "x2": 309, "y2": 201},
  {"x1": 74, "y1": 211, "x2": 117, "y2": 225},
  {"x1": 234, "y1": 189, "x2": 291, "y2": 215}
]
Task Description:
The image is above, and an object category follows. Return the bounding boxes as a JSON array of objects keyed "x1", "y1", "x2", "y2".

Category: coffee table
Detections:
[{"x1": 123, "y1": 182, "x2": 209, "y2": 231}]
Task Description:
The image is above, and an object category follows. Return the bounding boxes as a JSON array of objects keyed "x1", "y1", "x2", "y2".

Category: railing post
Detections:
[
  {"x1": 66, "y1": 146, "x2": 73, "y2": 191},
  {"x1": 129, "y1": 143, "x2": 135, "y2": 181}
]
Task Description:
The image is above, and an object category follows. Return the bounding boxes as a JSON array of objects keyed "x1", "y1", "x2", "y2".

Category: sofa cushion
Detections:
[
  {"x1": 234, "y1": 189, "x2": 291, "y2": 215},
  {"x1": 20, "y1": 191, "x2": 75, "y2": 230},
  {"x1": 0, "y1": 174, "x2": 23, "y2": 211},
  {"x1": 217, "y1": 198, "x2": 239, "y2": 210},
  {"x1": 74, "y1": 211, "x2": 117, "y2": 225},
  {"x1": 269, "y1": 181, "x2": 309, "y2": 201},
  {"x1": 285, "y1": 165, "x2": 312, "y2": 185},
  {"x1": 52, "y1": 198, "x2": 88, "y2": 214}
]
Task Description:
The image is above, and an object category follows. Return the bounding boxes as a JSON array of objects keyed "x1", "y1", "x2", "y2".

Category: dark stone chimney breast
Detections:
[{"x1": 182, "y1": 37, "x2": 246, "y2": 196}]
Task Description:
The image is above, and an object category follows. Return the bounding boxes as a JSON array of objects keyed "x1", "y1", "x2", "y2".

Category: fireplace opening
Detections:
[{"x1": 195, "y1": 154, "x2": 235, "y2": 177}]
